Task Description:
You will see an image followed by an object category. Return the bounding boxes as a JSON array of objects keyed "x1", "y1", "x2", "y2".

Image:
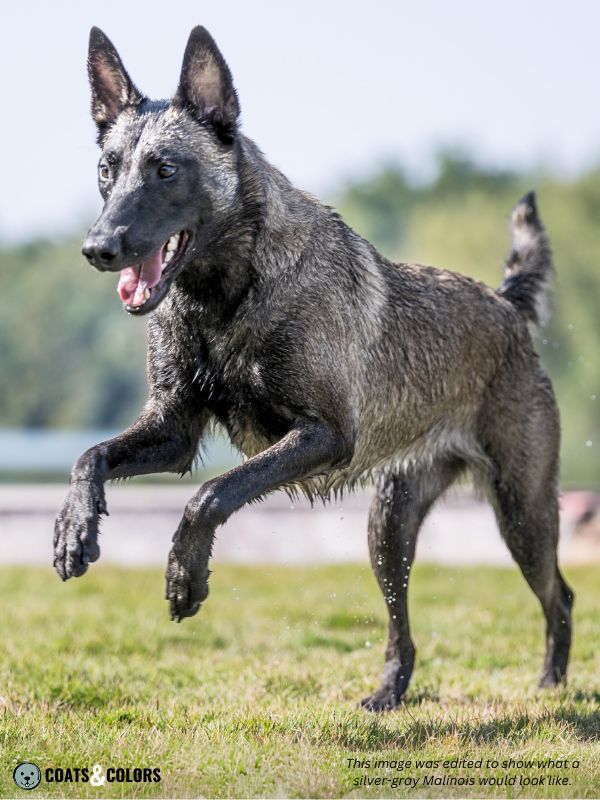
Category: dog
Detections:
[{"x1": 54, "y1": 26, "x2": 573, "y2": 710}]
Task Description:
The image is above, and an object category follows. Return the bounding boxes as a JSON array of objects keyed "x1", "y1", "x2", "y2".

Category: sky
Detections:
[{"x1": 1, "y1": 0, "x2": 600, "y2": 241}]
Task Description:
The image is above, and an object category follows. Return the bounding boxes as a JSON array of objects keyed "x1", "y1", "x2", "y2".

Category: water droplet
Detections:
[{"x1": 586, "y1": 440, "x2": 593, "y2": 448}]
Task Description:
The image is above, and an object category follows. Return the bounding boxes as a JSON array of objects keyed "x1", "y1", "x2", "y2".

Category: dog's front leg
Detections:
[
  {"x1": 166, "y1": 421, "x2": 351, "y2": 621},
  {"x1": 54, "y1": 401, "x2": 205, "y2": 581}
]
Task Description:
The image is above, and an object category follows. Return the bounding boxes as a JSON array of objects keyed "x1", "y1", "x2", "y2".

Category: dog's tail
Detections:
[{"x1": 497, "y1": 191, "x2": 553, "y2": 327}]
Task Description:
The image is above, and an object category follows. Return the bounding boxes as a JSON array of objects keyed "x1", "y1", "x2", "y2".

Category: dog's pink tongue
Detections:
[
  {"x1": 117, "y1": 267, "x2": 140, "y2": 303},
  {"x1": 117, "y1": 248, "x2": 164, "y2": 305}
]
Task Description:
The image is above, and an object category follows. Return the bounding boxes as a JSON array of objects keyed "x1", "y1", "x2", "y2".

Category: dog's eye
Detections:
[
  {"x1": 98, "y1": 163, "x2": 110, "y2": 181},
  {"x1": 158, "y1": 163, "x2": 177, "y2": 179}
]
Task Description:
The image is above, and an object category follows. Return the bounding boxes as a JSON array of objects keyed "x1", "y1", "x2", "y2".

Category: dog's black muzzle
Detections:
[{"x1": 82, "y1": 222, "x2": 133, "y2": 272}]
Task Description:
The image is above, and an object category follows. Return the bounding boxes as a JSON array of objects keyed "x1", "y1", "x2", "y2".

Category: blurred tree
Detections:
[
  {"x1": 0, "y1": 237, "x2": 147, "y2": 429},
  {"x1": 336, "y1": 162, "x2": 414, "y2": 255}
]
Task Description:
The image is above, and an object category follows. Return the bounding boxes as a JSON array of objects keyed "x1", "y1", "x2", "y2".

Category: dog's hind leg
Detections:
[
  {"x1": 486, "y1": 468, "x2": 573, "y2": 687},
  {"x1": 481, "y1": 378, "x2": 573, "y2": 687},
  {"x1": 361, "y1": 458, "x2": 463, "y2": 711}
]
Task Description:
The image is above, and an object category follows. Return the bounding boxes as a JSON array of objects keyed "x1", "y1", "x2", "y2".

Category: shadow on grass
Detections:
[
  {"x1": 555, "y1": 692, "x2": 600, "y2": 741},
  {"x1": 47, "y1": 681, "x2": 127, "y2": 708},
  {"x1": 301, "y1": 633, "x2": 357, "y2": 652},
  {"x1": 571, "y1": 688, "x2": 600, "y2": 704},
  {"x1": 328, "y1": 704, "x2": 600, "y2": 750}
]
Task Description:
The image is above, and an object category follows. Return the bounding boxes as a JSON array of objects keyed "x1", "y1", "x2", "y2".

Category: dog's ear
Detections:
[
  {"x1": 88, "y1": 27, "x2": 143, "y2": 134},
  {"x1": 174, "y1": 26, "x2": 240, "y2": 142}
]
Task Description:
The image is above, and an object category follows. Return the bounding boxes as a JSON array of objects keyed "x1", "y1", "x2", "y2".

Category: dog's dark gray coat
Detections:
[{"x1": 54, "y1": 27, "x2": 573, "y2": 710}]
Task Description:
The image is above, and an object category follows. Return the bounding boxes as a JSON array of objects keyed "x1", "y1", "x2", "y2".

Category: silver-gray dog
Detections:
[{"x1": 54, "y1": 26, "x2": 573, "y2": 710}]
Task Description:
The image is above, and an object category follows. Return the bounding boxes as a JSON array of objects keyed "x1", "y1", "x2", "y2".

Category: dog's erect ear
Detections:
[
  {"x1": 88, "y1": 27, "x2": 143, "y2": 133},
  {"x1": 174, "y1": 27, "x2": 240, "y2": 141}
]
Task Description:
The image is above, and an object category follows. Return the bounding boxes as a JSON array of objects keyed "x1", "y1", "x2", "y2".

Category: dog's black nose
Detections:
[{"x1": 82, "y1": 233, "x2": 121, "y2": 269}]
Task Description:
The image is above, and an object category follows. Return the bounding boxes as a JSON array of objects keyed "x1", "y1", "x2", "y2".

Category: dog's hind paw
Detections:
[
  {"x1": 165, "y1": 548, "x2": 210, "y2": 622},
  {"x1": 53, "y1": 482, "x2": 105, "y2": 580},
  {"x1": 360, "y1": 687, "x2": 401, "y2": 712}
]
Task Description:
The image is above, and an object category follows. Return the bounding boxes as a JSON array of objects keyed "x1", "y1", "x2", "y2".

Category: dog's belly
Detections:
[
  {"x1": 315, "y1": 409, "x2": 489, "y2": 498},
  {"x1": 228, "y1": 422, "x2": 274, "y2": 460},
  {"x1": 220, "y1": 400, "x2": 286, "y2": 461},
  {"x1": 217, "y1": 392, "x2": 490, "y2": 500}
]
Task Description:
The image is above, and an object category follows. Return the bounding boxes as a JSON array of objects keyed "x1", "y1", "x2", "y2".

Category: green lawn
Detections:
[{"x1": 1, "y1": 564, "x2": 599, "y2": 798}]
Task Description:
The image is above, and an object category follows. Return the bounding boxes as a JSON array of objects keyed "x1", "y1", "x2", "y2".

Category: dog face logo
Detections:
[{"x1": 13, "y1": 763, "x2": 41, "y2": 790}]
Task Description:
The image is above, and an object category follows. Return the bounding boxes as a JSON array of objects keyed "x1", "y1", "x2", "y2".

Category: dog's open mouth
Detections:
[{"x1": 117, "y1": 231, "x2": 190, "y2": 314}]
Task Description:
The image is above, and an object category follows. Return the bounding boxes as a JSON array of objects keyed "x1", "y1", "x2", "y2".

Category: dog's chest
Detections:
[
  {"x1": 201, "y1": 342, "x2": 290, "y2": 456},
  {"x1": 153, "y1": 299, "x2": 293, "y2": 457},
  {"x1": 196, "y1": 339, "x2": 293, "y2": 459}
]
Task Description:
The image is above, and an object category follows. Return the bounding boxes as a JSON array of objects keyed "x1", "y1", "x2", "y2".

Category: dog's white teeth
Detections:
[
  {"x1": 129, "y1": 287, "x2": 151, "y2": 308},
  {"x1": 167, "y1": 233, "x2": 180, "y2": 253},
  {"x1": 162, "y1": 233, "x2": 181, "y2": 270}
]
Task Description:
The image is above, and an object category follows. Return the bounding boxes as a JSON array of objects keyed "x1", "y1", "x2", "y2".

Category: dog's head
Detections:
[{"x1": 82, "y1": 27, "x2": 241, "y2": 315}]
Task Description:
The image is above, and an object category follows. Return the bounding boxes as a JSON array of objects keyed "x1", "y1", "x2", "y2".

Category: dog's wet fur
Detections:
[{"x1": 54, "y1": 26, "x2": 573, "y2": 710}]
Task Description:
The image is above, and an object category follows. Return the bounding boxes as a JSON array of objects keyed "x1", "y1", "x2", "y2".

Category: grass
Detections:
[{"x1": 1, "y1": 564, "x2": 599, "y2": 798}]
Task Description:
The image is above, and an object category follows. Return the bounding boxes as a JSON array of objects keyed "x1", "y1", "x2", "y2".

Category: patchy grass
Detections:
[{"x1": 1, "y1": 564, "x2": 599, "y2": 798}]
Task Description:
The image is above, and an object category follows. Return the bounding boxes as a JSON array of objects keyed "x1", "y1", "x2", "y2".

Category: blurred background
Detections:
[{"x1": 1, "y1": 0, "x2": 599, "y2": 565}]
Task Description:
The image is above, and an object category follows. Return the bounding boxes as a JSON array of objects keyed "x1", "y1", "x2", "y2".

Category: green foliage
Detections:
[
  {"x1": 1, "y1": 152, "x2": 598, "y2": 483},
  {"x1": 0, "y1": 237, "x2": 147, "y2": 428},
  {"x1": 1, "y1": 564, "x2": 599, "y2": 797}
]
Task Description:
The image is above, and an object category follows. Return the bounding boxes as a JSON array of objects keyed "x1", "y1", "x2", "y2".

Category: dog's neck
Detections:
[{"x1": 174, "y1": 134, "x2": 319, "y2": 326}]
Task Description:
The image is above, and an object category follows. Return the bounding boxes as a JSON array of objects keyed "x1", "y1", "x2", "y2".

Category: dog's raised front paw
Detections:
[
  {"x1": 53, "y1": 482, "x2": 106, "y2": 580},
  {"x1": 165, "y1": 547, "x2": 210, "y2": 622}
]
